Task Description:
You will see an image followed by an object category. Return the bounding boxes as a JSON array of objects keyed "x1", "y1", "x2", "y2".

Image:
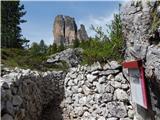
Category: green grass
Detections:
[{"x1": 1, "y1": 48, "x2": 68, "y2": 71}]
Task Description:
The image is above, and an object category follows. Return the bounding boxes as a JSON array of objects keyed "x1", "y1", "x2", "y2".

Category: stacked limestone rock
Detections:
[
  {"x1": 1, "y1": 68, "x2": 65, "y2": 120},
  {"x1": 62, "y1": 61, "x2": 135, "y2": 120}
]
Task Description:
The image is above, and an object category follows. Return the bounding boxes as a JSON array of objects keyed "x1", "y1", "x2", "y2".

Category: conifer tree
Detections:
[
  {"x1": 73, "y1": 39, "x2": 80, "y2": 48},
  {"x1": 1, "y1": 1, "x2": 26, "y2": 48}
]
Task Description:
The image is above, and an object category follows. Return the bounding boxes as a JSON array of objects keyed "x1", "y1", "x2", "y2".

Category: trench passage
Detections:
[{"x1": 40, "y1": 93, "x2": 64, "y2": 120}]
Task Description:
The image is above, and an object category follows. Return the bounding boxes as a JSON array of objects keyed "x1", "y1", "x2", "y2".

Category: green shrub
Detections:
[
  {"x1": 47, "y1": 43, "x2": 58, "y2": 55},
  {"x1": 80, "y1": 9, "x2": 124, "y2": 65},
  {"x1": 150, "y1": 1, "x2": 160, "y2": 33},
  {"x1": 73, "y1": 39, "x2": 80, "y2": 48}
]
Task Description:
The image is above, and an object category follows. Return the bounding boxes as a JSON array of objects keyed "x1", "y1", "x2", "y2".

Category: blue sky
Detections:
[{"x1": 20, "y1": 1, "x2": 123, "y2": 45}]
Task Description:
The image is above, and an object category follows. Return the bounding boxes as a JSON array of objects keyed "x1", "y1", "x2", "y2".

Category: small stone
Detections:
[
  {"x1": 92, "y1": 71, "x2": 100, "y2": 75},
  {"x1": 2, "y1": 82, "x2": 9, "y2": 89},
  {"x1": 90, "y1": 62, "x2": 102, "y2": 72},
  {"x1": 67, "y1": 80, "x2": 74, "y2": 86},
  {"x1": 77, "y1": 74, "x2": 84, "y2": 81},
  {"x1": 65, "y1": 97, "x2": 72, "y2": 104},
  {"x1": 107, "y1": 74, "x2": 114, "y2": 80},
  {"x1": 5, "y1": 89, "x2": 12, "y2": 101},
  {"x1": 98, "y1": 76, "x2": 106, "y2": 84},
  {"x1": 105, "y1": 84, "x2": 114, "y2": 93},
  {"x1": 12, "y1": 95, "x2": 23, "y2": 106},
  {"x1": 65, "y1": 89, "x2": 73, "y2": 97},
  {"x1": 78, "y1": 88, "x2": 82, "y2": 93},
  {"x1": 107, "y1": 118, "x2": 118, "y2": 120},
  {"x1": 78, "y1": 80, "x2": 85, "y2": 86},
  {"x1": 22, "y1": 69, "x2": 30, "y2": 75},
  {"x1": 120, "y1": 118, "x2": 132, "y2": 120},
  {"x1": 87, "y1": 74, "x2": 97, "y2": 82},
  {"x1": 99, "y1": 70, "x2": 119, "y2": 76},
  {"x1": 98, "y1": 116, "x2": 105, "y2": 120},
  {"x1": 102, "y1": 93, "x2": 112, "y2": 102},
  {"x1": 107, "y1": 102, "x2": 127, "y2": 118},
  {"x1": 115, "y1": 73, "x2": 126, "y2": 83},
  {"x1": 82, "y1": 85, "x2": 91, "y2": 95},
  {"x1": 121, "y1": 84, "x2": 129, "y2": 90},
  {"x1": 114, "y1": 89, "x2": 128, "y2": 101},
  {"x1": 73, "y1": 78, "x2": 79, "y2": 85},
  {"x1": 83, "y1": 111, "x2": 90, "y2": 117},
  {"x1": 74, "y1": 107, "x2": 83, "y2": 116},
  {"x1": 96, "y1": 83, "x2": 106, "y2": 94},
  {"x1": 128, "y1": 109, "x2": 135, "y2": 118},
  {"x1": 103, "y1": 61, "x2": 121, "y2": 70},
  {"x1": 114, "y1": 88, "x2": 128, "y2": 101},
  {"x1": 79, "y1": 96, "x2": 87, "y2": 105},
  {"x1": 94, "y1": 94, "x2": 102, "y2": 103},
  {"x1": 72, "y1": 86, "x2": 78, "y2": 93},
  {"x1": 6, "y1": 101, "x2": 14, "y2": 115},
  {"x1": 70, "y1": 73, "x2": 77, "y2": 79},
  {"x1": 111, "y1": 81, "x2": 121, "y2": 88}
]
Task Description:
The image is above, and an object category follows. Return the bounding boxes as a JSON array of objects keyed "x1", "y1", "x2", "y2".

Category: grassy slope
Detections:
[{"x1": 1, "y1": 48, "x2": 68, "y2": 71}]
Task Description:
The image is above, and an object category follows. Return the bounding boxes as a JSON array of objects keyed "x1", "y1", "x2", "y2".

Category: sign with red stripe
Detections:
[{"x1": 122, "y1": 60, "x2": 148, "y2": 109}]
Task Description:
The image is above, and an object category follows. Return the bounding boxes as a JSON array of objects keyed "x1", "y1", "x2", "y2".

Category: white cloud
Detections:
[{"x1": 77, "y1": 10, "x2": 118, "y2": 37}]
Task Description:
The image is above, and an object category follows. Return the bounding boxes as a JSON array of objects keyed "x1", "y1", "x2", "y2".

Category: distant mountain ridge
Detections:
[{"x1": 53, "y1": 15, "x2": 88, "y2": 46}]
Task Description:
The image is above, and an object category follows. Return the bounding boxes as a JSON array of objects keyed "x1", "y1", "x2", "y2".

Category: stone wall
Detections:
[
  {"x1": 62, "y1": 62, "x2": 136, "y2": 120},
  {"x1": 122, "y1": 1, "x2": 160, "y2": 119},
  {"x1": 2, "y1": 61, "x2": 160, "y2": 120},
  {"x1": 1, "y1": 68, "x2": 66, "y2": 120}
]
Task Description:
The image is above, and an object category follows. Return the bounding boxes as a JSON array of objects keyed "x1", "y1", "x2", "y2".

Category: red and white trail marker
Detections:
[{"x1": 122, "y1": 60, "x2": 148, "y2": 109}]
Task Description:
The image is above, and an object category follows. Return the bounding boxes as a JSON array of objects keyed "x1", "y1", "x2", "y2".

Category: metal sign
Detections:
[{"x1": 122, "y1": 60, "x2": 148, "y2": 109}]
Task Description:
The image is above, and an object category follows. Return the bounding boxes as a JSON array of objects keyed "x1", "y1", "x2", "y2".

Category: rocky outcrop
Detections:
[
  {"x1": 64, "y1": 16, "x2": 77, "y2": 45},
  {"x1": 53, "y1": 15, "x2": 88, "y2": 46},
  {"x1": 122, "y1": 1, "x2": 160, "y2": 119},
  {"x1": 47, "y1": 48, "x2": 83, "y2": 67},
  {"x1": 53, "y1": 15, "x2": 65, "y2": 45},
  {"x1": 77, "y1": 24, "x2": 89, "y2": 41}
]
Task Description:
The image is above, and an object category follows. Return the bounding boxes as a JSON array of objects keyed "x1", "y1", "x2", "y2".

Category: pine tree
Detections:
[
  {"x1": 107, "y1": 3, "x2": 124, "y2": 59},
  {"x1": 58, "y1": 42, "x2": 65, "y2": 52},
  {"x1": 30, "y1": 42, "x2": 41, "y2": 55},
  {"x1": 39, "y1": 40, "x2": 47, "y2": 54},
  {"x1": 52, "y1": 43, "x2": 57, "y2": 53},
  {"x1": 73, "y1": 39, "x2": 80, "y2": 48},
  {"x1": 1, "y1": 1, "x2": 26, "y2": 48}
]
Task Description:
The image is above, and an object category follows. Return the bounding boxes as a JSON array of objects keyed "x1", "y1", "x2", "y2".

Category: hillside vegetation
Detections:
[
  {"x1": 79, "y1": 12, "x2": 124, "y2": 64},
  {"x1": 1, "y1": 47, "x2": 68, "y2": 71},
  {"x1": 1, "y1": 2, "x2": 124, "y2": 70}
]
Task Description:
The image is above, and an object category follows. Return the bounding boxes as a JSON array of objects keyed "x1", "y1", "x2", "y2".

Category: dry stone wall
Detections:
[
  {"x1": 61, "y1": 62, "x2": 135, "y2": 120},
  {"x1": 1, "y1": 68, "x2": 66, "y2": 120},
  {"x1": 2, "y1": 60, "x2": 159, "y2": 120},
  {"x1": 1, "y1": 61, "x2": 136, "y2": 120}
]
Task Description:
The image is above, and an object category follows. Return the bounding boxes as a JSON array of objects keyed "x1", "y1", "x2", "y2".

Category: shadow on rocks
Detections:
[{"x1": 40, "y1": 89, "x2": 65, "y2": 120}]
